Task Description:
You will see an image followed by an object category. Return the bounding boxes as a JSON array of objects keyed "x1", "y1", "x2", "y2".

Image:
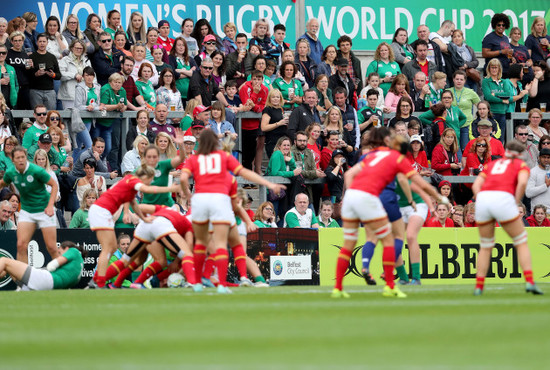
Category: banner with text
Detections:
[{"x1": 318, "y1": 228, "x2": 550, "y2": 286}]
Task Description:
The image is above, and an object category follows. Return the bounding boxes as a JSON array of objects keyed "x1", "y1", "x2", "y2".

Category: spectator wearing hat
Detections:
[
  {"x1": 188, "y1": 57, "x2": 229, "y2": 107},
  {"x1": 149, "y1": 104, "x2": 176, "y2": 138},
  {"x1": 157, "y1": 20, "x2": 174, "y2": 52},
  {"x1": 329, "y1": 57, "x2": 356, "y2": 107},
  {"x1": 461, "y1": 119, "x2": 505, "y2": 168},
  {"x1": 324, "y1": 148, "x2": 348, "y2": 206},
  {"x1": 406, "y1": 134, "x2": 431, "y2": 176},
  {"x1": 194, "y1": 34, "x2": 218, "y2": 66},
  {"x1": 27, "y1": 133, "x2": 62, "y2": 172},
  {"x1": 182, "y1": 135, "x2": 196, "y2": 157},
  {"x1": 438, "y1": 180, "x2": 456, "y2": 206},
  {"x1": 526, "y1": 148, "x2": 550, "y2": 213}
]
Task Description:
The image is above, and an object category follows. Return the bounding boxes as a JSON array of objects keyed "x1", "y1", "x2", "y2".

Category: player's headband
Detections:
[{"x1": 505, "y1": 149, "x2": 521, "y2": 158}]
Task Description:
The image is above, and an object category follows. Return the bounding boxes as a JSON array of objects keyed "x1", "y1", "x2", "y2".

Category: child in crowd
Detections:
[
  {"x1": 224, "y1": 80, "x2": 242, "y2": 108},
  {"x1": 358, "y1": 72, "x2": 385, "y2": 110}
]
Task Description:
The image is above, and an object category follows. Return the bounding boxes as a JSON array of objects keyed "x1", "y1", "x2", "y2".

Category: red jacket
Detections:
[
  {"x1": 460, "y1": 153, "x2": 490, "y2": 176},
  {"x1": 425, "y1": 217, "x2": 454, "y2": 227},
  {"x1": 526, "y1": 215, "x2": 550, "y2": 227},
  {"x1": 239, "y1": 81, "x2": 269, "y2": 130},
  {"x1": 431, "y1": 143, "x2": 459, "y2": 176},
  {"x1": 406, "y1": 151, "x2": 429, "y2": 172}
]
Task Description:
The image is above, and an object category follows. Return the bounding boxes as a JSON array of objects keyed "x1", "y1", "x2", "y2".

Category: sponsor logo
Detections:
[{"x1": 273, "y1": 260, "x2": 283, "y2": 275}]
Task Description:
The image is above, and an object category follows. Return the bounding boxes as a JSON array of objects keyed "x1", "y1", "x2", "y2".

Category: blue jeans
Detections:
[
  {"x1": 460, "y1": 126, "x2": 470, "y2": 152},
  {"x1": 91, "y1": 123, "x2": 112, "y2": 162},
  {"x1": 72, "y1": 122, "x2": 93, "y2": 163},
  {"x1": 493, "y1": 113, "x2": 507, "y2": 143}
]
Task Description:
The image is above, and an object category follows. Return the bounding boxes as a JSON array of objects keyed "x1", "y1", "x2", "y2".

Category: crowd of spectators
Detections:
[{"x1": 0, "y1": 11, "x2": 550, "y2": 228}]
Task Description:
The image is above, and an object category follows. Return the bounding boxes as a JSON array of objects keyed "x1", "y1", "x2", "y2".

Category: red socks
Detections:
[
  {"x1": 194, "y1": 244, "x2": 207, "y2": 283},
  {"x1": 181, "y1": 256, "x2": 196, "y2": 284},
  {"x1": 382, "y1": 246, "x2": 395, "y2": 289},
  {"x1": 523, "y1": 270, "x2": 534, "y2": 284},
  {"x1": 335, "y1": 248, "x2": 352, "y2": 291},
  {"x1": 105, "y1": 260, "x2": 126, "y2": 281},
  {"x1": 114, "y1": 261, "x2": 139, "y2": 287},
  {"x1": 156, "y1": 268, "x2": 171, "y2": 282},
  {"x1": 475, "y1": 276, "x2": 485, "y2": 290},
  {"x1": 135, "y1": 261, "x2": 162, "y2": 284},
  {"x1": 94, "y1": 275, "x2": 106, "y2": 288},
  {"x1": 215, "y1": 248, "x2": 229, "y2": 287},
  {"x1": 202, "y1": 255, "x2": 215, "y2": 279},
  {"x1": 231, "y1": 244, "x2": 247, "y2": 279}
]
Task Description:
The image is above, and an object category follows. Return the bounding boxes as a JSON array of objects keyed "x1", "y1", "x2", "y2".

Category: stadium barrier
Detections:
[{"x1": 1, "y1": 227, "x2": 549, "y2": 290}]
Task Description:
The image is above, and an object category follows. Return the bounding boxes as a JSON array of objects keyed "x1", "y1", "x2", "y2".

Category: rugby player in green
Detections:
[
  {"x1": 0, "y1": 146, "x2": 59, "y2": 263},
  {"x1": 0, "y1": 241, "x2": 84, "y2": 290}
]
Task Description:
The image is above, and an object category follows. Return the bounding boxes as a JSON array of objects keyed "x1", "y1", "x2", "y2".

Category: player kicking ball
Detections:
[{"x1": 471, "y1": 140, "x2": 543, "y2": 296}]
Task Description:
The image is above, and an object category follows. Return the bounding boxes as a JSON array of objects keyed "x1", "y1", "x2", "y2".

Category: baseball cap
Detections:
[
  {"x1": 39, "y1": 133, "x2": 52, "y2": 143},
  {"x1": 158, "y1": 20, "x2": 170, "y2": 28},
  {"x1": 331, "y1": 149, "x2": 345, "y2": 158},
  {"x1": 191, "y1": 120, "x2": 206, "y2": 129},
  {"x1": 410, "y1": 134, "x2": 423, "y2": 144},
  {"x1": 183, "y1": 135, "x2": 197, "y2": 143},
  {"x1": 438, "y1": 180, "x2": 452, "y2": 189},
  {"x1": 336, "y1": 57, "x2": 348, "y2": 67},
  {"x1": 477, "y1": 119, "x2": 492, "y2": 127},
  {"x1": 193, "y1": 105, "x2": 211, "y2": 117},
  {"x1": 203, "y1": 34, "x2": 216, "y2": 44},
  {"x1": 539, "y1": 148, "x2": 550, "y2": 156}
]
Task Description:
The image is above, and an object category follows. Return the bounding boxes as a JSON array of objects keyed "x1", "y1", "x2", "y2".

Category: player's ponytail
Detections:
[
  {"x1": 221, "y1": 135, "x2": 235, "y2": 153},
  {"x1": 135, "y1": 164, "x2": 156, "y2": 178},
  {"x1": 390, "y1": 134, "x2": 409, "y2": 155},
  {"x1": 197, "y1": 129, "x2": 220, "y2": 155},
  {"x1": 365, "y1": 127, "x2": 391, "y2": 148}
]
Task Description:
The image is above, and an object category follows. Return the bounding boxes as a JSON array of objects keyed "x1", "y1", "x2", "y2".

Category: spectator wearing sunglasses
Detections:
[
  {"x1": 91, "y1": 32, "x2": 123, "y2": 85},
  {"x1": 188, "y1": 57, "x2": 229, "y2": 108},
  {"x1": 194, "y1": 34, "x2": 218, "y2": 67},
  {"x1": 515, "y1": 125, "x2": 538, "y2": 168},
  {"x1": 22, "y1": 105, "x2": 48, "y2": 149}
]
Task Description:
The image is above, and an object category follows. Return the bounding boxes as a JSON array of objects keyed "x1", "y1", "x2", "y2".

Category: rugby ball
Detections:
[{"x1": 167, "y1": 273, "x2": 185, "y2": 288}]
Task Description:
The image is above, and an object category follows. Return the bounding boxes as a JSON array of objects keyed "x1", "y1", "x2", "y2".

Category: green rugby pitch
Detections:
[{"x1": 2, "y1": 284, "x2": 548, "y2": 369}]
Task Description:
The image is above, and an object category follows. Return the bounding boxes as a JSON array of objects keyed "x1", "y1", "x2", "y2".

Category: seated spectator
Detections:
[
  {"x1": 0, "y1": 136, "x2": 17, "y2": 172},
  {"x1": 518, "y1": 203, "x2": 530, "y2": 226},
  {"x1": 425, "y1": 71, "x2": 447, "y2": 107},
  {"x1": 114, "y1": 31, "x2": 132, "y2": 57},
  {"x1": 151, "y1": 45, "x2": 173, "y2": 83},
  {"x1": 130, "y1": 42, "x2": 159, "y2": 88},
  {"x1": 3, "y1": 192, "x2": 19, "y2": 227},
  {"x1": 0, "y1": 199, "x2": 16, "y2": 230},
  {"x1": 389, "y1": 96, "x2": 421, "y2": 132},
  {"x1": 284, "y1": 193, "x2": 320, "y2": 228},
  {"x1": 438, "y1": 180, "x2": 456, "y2": 206},
  {"x1": 121, "y1": 135, "x2": 148, "y2": 174},
  {"x1": 450, "y1": 205, "x2": 464, "y2": 227},
  {"x1": 358, "y1": 72, "x2": 384, "y2": 111},
  {"x1": 463, "y1": 202, "x2": 476, "y2": 227},
  {"x1": 461, "y1": 120, "x2": 505, "y2": 168},
  {"x1": 324, "y1": 149, "x2": 347, "y2": 206},
  {"x1": 407, "y1": 135, "x2": 431, "y2": 176},
  {"x1": 249, "y1": 18, "x2": 277, "y2": 59},
  {"x1": 149, "y1": 104, "x2": 175, "y2": 137},
  {"x1": 181, "y1": 18, "x2": 198, "y2": 58},
  {"x1": 261, "y1": 89, "x2": 288, "y2": 158},
  {"x1": 515, "y1": 124, "x2": 538, "y2": 169},
  {"x1": 225, "y1": 33, "x2": 254, "y2": 86},
  {"x1": 357, "y1": 89, "x2": 383, "y2": 134},
  {"x1": 366, "y1": 42, "x2": 400, "y2": 96},
  {"x1": 135, "y1": 63, "x2": 157, "y2": 109},
  {"x1": 526, "y1": 108, "x2": 548, "y2": 146},
  {"x1": 393, "y1": 121, "x2": 409, "y2": 140},
  {"x1": 481, "y1": 58, "x2": 511, "y2": 138},
  {"x1": 391, "y1": 27, "x2": 415, "y2": 69},
  {"x1": 420, "y1": 90, "x2": 466, "y2": 149},
  {"x1": 155, "y1": 132, "x2": 177, "y2": 161},
  {"x1": 33, "y1": 148, "x2": 60, "y2": 202},
  {"x1": 22, "y1": 105, "x2": 48, "y2": 149},
  {"x1": 76, "y1": 157, "x2": 106, "y2": 202},
  {"x1": 312, "y1": 74, "x2": 333, "y2": 113},
  {"x1": 180, "y1": 99, "x2": 199, "y2": 131},
  {"x1": 425, "y1": 202, "x2": 454, "y2": 227},
  {"x1": 71, "y1": 137, "x2": 117, "y2": 179},
  {"x1": 450, "y1": 30, "x2": 480, "y2": 91},
  {"x1": 407, "y1": 120, "x2": 422, "y2": 138},
  {"x1": 408, "y1": 72, "x2": 430, "y2": 112},
  {"x1": 91, "y1": 31, "x2": 123, "y2": 86},
  {"x1": 194, "y1": 34, "x2": 219, "y2": 66},
  {"x1": 253, "y1": 201, "x2": 277, "y2": 228},
  {"x1": 221, "y1": 22, "x2": 237, "y2": 56},
  {"x1": 126, "y1": 109, "x2": 156, "y2": 151},
  {"x1": 526, "y1": 204, "x2": 550, "y2": 227},
  {"x1": 431, "y1": 128, "x2": 461, "y2": 176},
  {"x1": 27, "y1": 133, "x2": 62, "y2": 172},
  {"x1": 157, "y1": 20, "x2": 174, "y2": 52},
  {"x1": 419, "y1": 102, "x2": 445, "y2": 157},
  {"x1": 210, "y1": 51, "x2": 226, "y2": 89},
  {"x1": 460, "y1": 136, "x2": 492, "y2": 176},
  {"x1": 69, "y1": 188, "x2": 97, "y2": 228},
  {"x1": 156, "y1": 68, "x2": 183, "y2": 126},
  {"x1": 525, "y1": 148, "x2": 550, "y2": 213},
  {"x1": 469, "y1": 101, "x2": 501, "y2": 140},
  {"x1": 328, "y1": 58, "x2": 354, "y2": 107},
  {"x1": 322, "y1": 106, "x2": 344, "y2": 143},
  {"x1": 317, "y1": 200, "x2": 340, "y2": 228},
  {"x1": 306, "y1": 123, "x2": 323, "y2": 168},
  {"x1": 209, "y1": 101, "x2": 237, "y2": 141},
  {"x1": 384, "y1": 74, "x2": 411, "y2": 112}
]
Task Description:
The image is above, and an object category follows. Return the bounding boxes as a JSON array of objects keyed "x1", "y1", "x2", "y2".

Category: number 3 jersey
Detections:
[
  {"x1": 350, "y1": 147, "x2": 416, "y2": 196},
  {"x1": 479, "y1": 158, "x2": 529, "y2": 195},
  {"x1": 182, "y1": 150, "x2": 243, "y2": 194}
]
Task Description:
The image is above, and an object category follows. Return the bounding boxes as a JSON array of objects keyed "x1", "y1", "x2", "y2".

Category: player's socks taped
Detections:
[
  {"x1": 512, "y1": 231, "x2": 527, "y2": 246},
  {"x1": 343, "y1": 228, "x2": 358, "y2": 241},
  {"x1": 335, "y1": 248, "x2": 353, "y2": 291},
  {"x1": 361, "y1": 241, "x2": 376, "y2": 270},
  {"x1": 480, "y1": 236, "x2": 495, "y2": 249}
]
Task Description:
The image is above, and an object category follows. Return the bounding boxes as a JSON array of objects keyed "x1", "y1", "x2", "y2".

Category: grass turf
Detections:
[{"x1": 1, "y1": 284, "x2": 548, "y2": 369}]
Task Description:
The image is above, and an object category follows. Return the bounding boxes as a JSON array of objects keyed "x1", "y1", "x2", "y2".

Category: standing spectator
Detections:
[
  {"x1": 271, "y1": 24, "x2": 290, "y2": 67},
  {"x1": 366, "y1": 42, "x2": 400, "y2": 96},
  {"x1": 332, "y1": 88, "x2": 359, "y2": 162},
  {"x1": 61, "y1": 14, "x2": 95, "y2": 55},
  {"x1": 225, "y1": 33, "x2": 254, "y2": 86},
  {"x1": 336, "y1": 35, "x2": 363, "y2": 93},
  {"x1": 0, "y1": 18, "x2": 7, "y2": 46},
  {"x1": 295, "y1": 39, "x2": 318, "y2": 89},
  {"x1": 126, "y1": 109, "x2": 156, "y2": 150},
  {"x1": 526, "y1": 108, "x2": 548, "y2": 146},
  {"x1": 27, "y1": 133, "x2": 62, "y2": 171},
  {"x1": 83, "y1": 13, "x2": 103, "y2": 53},
  {"x1": 157, "y1": 20, "x2": 174, "y2": 52},
  {"x1": 221, "y1": 22, "x2": 237, "y2": 56},
  {"x1": 429, "y1": 20, "x2": 456, "y2": 78},
  {"x1": 391, "y1": 28, "x2": 415, "y2": 69},
  {"x1": 44, "y1": 16, "x2": 68, "y2": 61},
  {"x1": 481, "y1": 13, "x2": 513, "y2": 77},
  {"x1": 505, "y1": 64, "x2": 531, "y2": 114},
  {"x1": 22, "y1": 105, "x2": 48, "y2": 149},
  {"x1": 129, "y1": 43, "x2": 158, "y2": 88},
  {"x1": 119, "y1": 56, "x2": 147, "y2": 111},
  {"x1": 149, "y1": 104, "x2": 176, "y2": 138},
  {"x1": 58, "y1": 40, "x2": 91, "y2": 109},
  {"x1": 525, "y1": 17, "x2": 550, "y2": 63},
  {"x1": 156, "y1": 68, "x2": 183, "y2": 125},
  {"x1": 191, "y1": 19, "x2": 224, "y2": 53},
  {"x1": 297, "y1": 19, "x2": 323, "y2": 65},
  {"x1": 317, "y1": 201, "x2": 340, "y2": 228},
  {"x1": 48, "y1": 126, "x2": 72, "y2": 172},
  {"x1": 239, "y1": 70, "x2": 269, "y2": 172},
  {"x1": 408, "y1": 72, "x2": 430, "y2": 112},
  {"x1": 249, "y1": 18, "x2": 277, "y2": 59},
  {"x1": 450, "y1": 70, "x2": 481, "y2": 150},
  {"x1": 515, "y1": 125, "x2": 538, "y2": 169},
  {"x1": 126, "y1": 12, "x2": 146, "y2": 47},
  {"x1": 411, "y1": 25, "x2": 443, "y2": 72},
  {"x1": 318, "y1": 45, "x2": 337, "y2": 77},
  {"x1": 180, "y1": 18, "x2": 199, "y2": 58},
  {"x1": 6, "y1": 31, "x2": 31, "y2": 110},
  {"x1": 292, "y1": 130, "x2": 325, "y2": 213},
  {"x1": 188, "y1": 57, "x2": 229, "y2": 107},
  {"x1": 328, "y1": 58, "x2": 355, "y2": 107},
  {"x1": 151, "y1": 45, "x2": 172, "y2": 81},
  {"x1": 91, "y1": 32, "x2": 122, "y2": 86},
  {"x1": 324, "y1": 148, "x2": 347, "y2": 206},
  {"x1": 384, "y1": 74, "x2": 411, "y2": 112},
  {"x1": 261, "y1": 89, "x2": 288, "y2": 158},
  {"x1": 169, "y1": 37, "x2": 197, "y2": 106},
  {"x1": 69, "y1": 188, "x2": 97, "y2": 228},
  {"x1": 22, "y1": 12, "x2": 39, "y2": 53},
  {"x1": 0, "y1": 44, "x2": 18, "y2": 109},
  {"x1": 210, "y1": 50, "x2": 226, "y2": 89},
  {"x1": 0, "y1": 200, "x2": 16, "y2": 230},
  {"x1": 29, "y1": 33, "x2": 61, "y2": 110},
  {"x1": 527, "y1": 61, "x2": 550, "y2": 111},
  {"x1": 284, "y1": 193, "x2": 320, "y2": 228},
  {"x1": 306, "y1": 123, "x2": 323, "y2": 168},
  {"x1": 460, "y1": 136, "x2": 492, "y2": 176},
  {"x1": 526, "y1": 148, "x2": 550, "y2": 213},
  {"x1": 272, "y1": 61, "x2": 304, "y2": 110},
  {"x1": 312, "y1": 74, "x2": 333, "y2": 113},
  {"x1": 469, "y1": 101, "x2": 501, "y2": 140},
  {"x1": 104, "y1": 10, "x2": 124, "y2": 40},
  {"x1": 194, "y1": 34, "x2": 219, "y2": 66},
  {"x1": 247, "y1": 55, "x2": 271, "y2": 88},
  {"x1": 135, "y1": 63, "x2": 157, "y2": 109},
  {"x1": 420, "y1": 90, "x2": 466, "y2": 147},
  {"x1": 288, "y1": 89, "x2": 320, "y2": 140},
  {"x1": 526, "y1": 205, "x2": 550, "y2": 227},
  {"x1": 320, "y1": 130, "x2": 345, "y2": 170},
  {"x1": 450, "y1": 30, "x2": 480, "y2": 91},
  {"x1": 509, "y1": 27, "x2": 534, "y2": 83},
  {"x1": 402, "y1": 40, "x2": 437, "y2": 84},
  {"x1": 431, "y1": 128, "x2": 461, "y2": 176}
]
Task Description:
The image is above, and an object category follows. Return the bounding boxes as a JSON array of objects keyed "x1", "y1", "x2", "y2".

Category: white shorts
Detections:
[
  {"x1": 237, "y1": 221, "x2": 247, "y2": 236},
  {"x1": 134, "y1": 217, "x2": 177, "y2": 243},
  {"x1": 475, "y1": 191, "x2": 520, "y2": 225},
  {"x1": 21, "y1": 266, "x2": 54, "y2": 291},
  {"x1": 191, "y1": 193, "x2": 234, "y2": 225},
  {"x1": 19, "y1": 210, "x2": 56, "y2": 229},
  {"x1": 400, "y1": 203, "x2": 429, "y2": 224},
  {"x1": 341, "y1": 189, "x2": 387, "y2": 223},
  {"x1": 89, "y1": 204, "x2": 115, "y2": 231}
]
